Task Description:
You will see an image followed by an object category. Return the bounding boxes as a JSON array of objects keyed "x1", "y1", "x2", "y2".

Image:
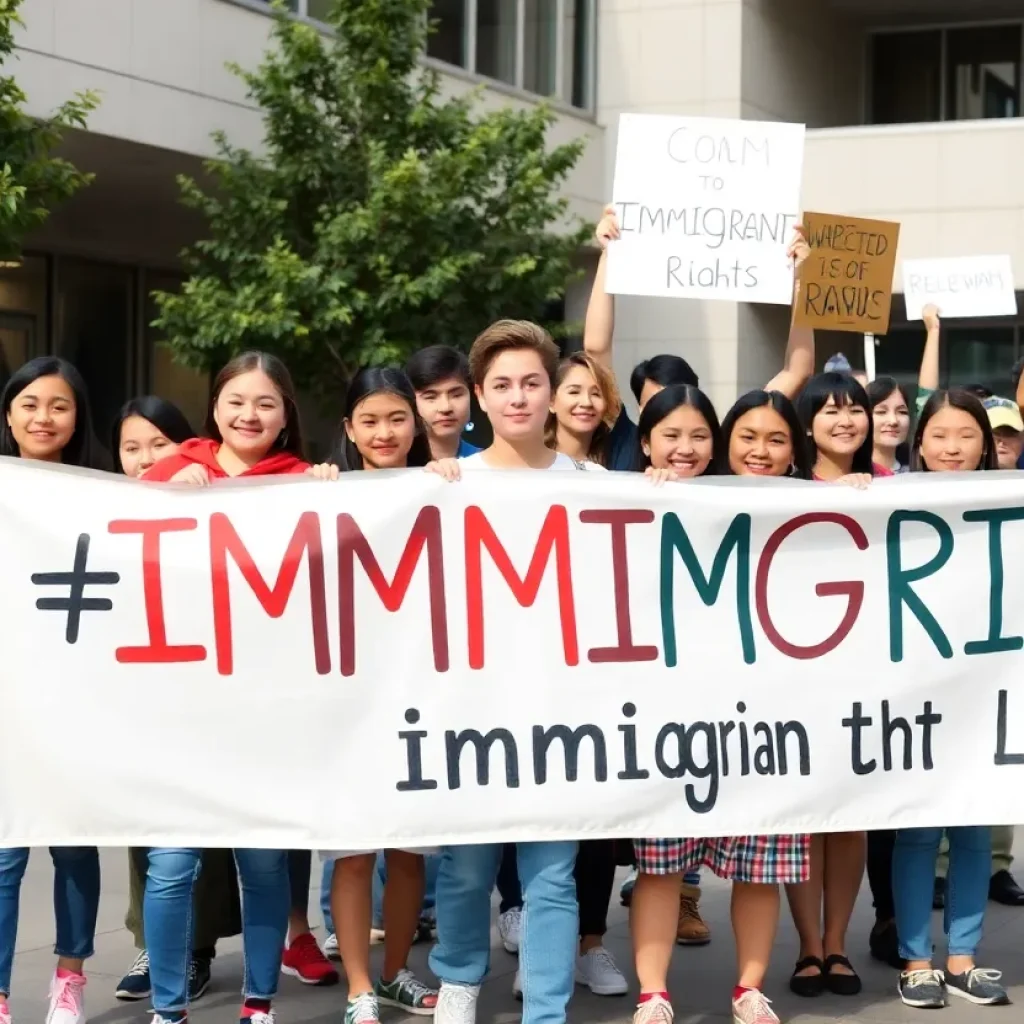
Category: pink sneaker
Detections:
[
  {"x1": 46, "y1": 970, "x2": 86, "y2": 1024},
  {"x1": 0, "y1": 999, "x2": 12, "y2": 1024}
]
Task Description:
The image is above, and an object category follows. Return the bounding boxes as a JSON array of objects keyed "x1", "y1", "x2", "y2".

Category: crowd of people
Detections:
[{"x1": 2, "y1": 206, "x2": 1023, "y2": 1024}]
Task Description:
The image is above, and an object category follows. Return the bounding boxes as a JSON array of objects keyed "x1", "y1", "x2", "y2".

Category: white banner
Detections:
[
  {"x1": 606, "y1": 114, "x2": 805, "y2": 304},
  {"x1": 4, "y1": 461, "x2": 1024, "y2": 848},
  {"x1": 903, "y1": 255, "x2": 1017, "y2": 320}
]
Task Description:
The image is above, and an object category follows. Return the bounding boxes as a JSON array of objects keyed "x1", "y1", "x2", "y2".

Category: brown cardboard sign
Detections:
[{"x1": 794, "y1": 212, "x2": 900, "y2": 334}]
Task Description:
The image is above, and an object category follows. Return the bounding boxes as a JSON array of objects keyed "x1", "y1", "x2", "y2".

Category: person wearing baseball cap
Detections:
[{"x1": 983, "y1": 396, "x2": 1024, "y2": 469}]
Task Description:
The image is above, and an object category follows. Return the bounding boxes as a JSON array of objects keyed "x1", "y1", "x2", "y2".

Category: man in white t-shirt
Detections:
[{"x1": 428, "y1": 320, "x2": 588, "y2": 1024}]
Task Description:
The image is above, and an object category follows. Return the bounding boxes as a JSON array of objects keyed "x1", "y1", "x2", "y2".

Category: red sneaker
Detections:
[{"x1": 281, "y1": 933, "x2": 339, "y2": 986}]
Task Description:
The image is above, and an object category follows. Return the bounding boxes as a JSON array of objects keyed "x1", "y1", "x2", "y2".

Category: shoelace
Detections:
[
  {"x1": 504, "y1": 907, "x2": 522, "y2": 931},
  {"x1": 54, "y1": 974, "x2": 86, "y2": 1014},
  {"x1": 905, "y1": 968, "x2": 945, "y2": 987},
  {"x1": 962, "y1": 968, "x2": 1002, "y2": 987},
  {"x1": 735, "y1": 990, "x2": 777, "y2": 1024},
  {"x1": 585, "y1": 947, "x2": 620, "y2": 975},
  {"x1": 391, "y1": 969, "x2": 433, "y2": 1002},
  {"x1": 128, "y1": 951, "x2": 150, "y2": 977},
  {"x1": 679, "y1": 896, "x2": 700, "y2": 920},
  {"x1": 348, "y1": 993, "x2": 377, "y2": 1024},
  {"x1": 636, "y1": 996, "x2": 674, "y2": 1024}
]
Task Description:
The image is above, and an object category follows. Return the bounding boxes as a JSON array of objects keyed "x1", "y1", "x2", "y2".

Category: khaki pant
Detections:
[
  {"x1": 935, "y1": 825, "x2": 1014, "y2": 879},
  {"x1": 125, "y1": 848, "x2": 242, "y2": 951}
]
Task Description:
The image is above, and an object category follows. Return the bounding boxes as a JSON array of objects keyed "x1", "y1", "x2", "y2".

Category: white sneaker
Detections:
[
  {"x1": 434, "y1": 982, "x2": 480, "y2": 1024},
  {"x1": 633, "y1": 995, "x2": 674, "y2": 1024},
  {"x1": 323, "y1": 932, "x2": 340, "y2": 961},
  {"x1": 512, "y1": 970, "x2": 522, "y2": 1001},
  {"x1": 46, "y1": 972, "x2": 86, "y2": 1024},
  {"x1": 731, "y1": 989, "x2": 779, "y2": 1024},
  {"x1": 498, "y1": 907, "x2": 522, "y2": 954},
  {"x1": 576, "y1": 946, "x2": 628, "y2": 996}
]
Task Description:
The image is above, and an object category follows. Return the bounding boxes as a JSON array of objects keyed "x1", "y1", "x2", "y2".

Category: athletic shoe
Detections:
[
  {"x1": 375, "y1": 969, "x2": 438, "y2": 1015},
  {"x1": 498, "y1": 907, "x2": 521, "y2": 954},
  {"x1": 46, "y1": 971, "x2": 86, "y2": 1024},
  {"x1": 576, "y1": 947, "x2": 628, "y2": 996},
  {"x1": 898, "y1": 968, "x2": 946, "y2": 1008},
  {"x1": 280, "y1": 933, "x2": 339, "y2": 986},
  {"x1": 732, "y1": 989, "x2": 779, "y2": 1024},
  {"x1": 345, "y1": 993, "x2": 379, "y2": 1024},
  {"x1": 434, "y1": 983, "x2": 480, "y2": 1024},
  {"x1": 945, "y1": 968, "x2": 1009, "y2": 1006},
  {"x1": 323, "y1": 933, "x2": 340, "y2": 961},
  {"x1": 116, "y1": 950, "x2": 151, "y2": 1001},
  {"x1": 189, "y1": 956, "x2": 212, "y2": 1001},
  {"x1": 633, "y1": 995, "x2": 673, "y2": 1024}
]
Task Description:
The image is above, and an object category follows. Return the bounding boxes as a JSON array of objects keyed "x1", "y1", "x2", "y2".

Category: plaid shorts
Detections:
[{"x1": 634, "y1": 834, "x2": 810, "y2": 884}]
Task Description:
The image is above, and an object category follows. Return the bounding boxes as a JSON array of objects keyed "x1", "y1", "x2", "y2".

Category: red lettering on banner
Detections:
[
  {"x1": 209, "y1": 511, "x2": 330, "y2": 676},
  {"x1": 580, "y1": 509, "x2": 659, "y2": 663},
  {"x1": 337, "y1": 506, "x2": 448, "y2": 677},
  {"x1": 465, "y1": 505, "x2": 578, "y2": 670},
  {"x1": 108, "y1": 519, "x2": 207, "y2": 664},
  {"x1": 755, "y1": 512, "x2": 868, "y2": 659}
]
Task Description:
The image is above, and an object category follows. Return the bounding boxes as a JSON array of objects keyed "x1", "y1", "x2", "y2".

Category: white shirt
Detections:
[{"x1": 459, "y1": 451, "x2": 606, "y2": 471}]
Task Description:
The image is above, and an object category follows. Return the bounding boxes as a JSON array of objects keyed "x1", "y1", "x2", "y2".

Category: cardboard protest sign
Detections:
[
  {"x1": 795, "y1": 213, "x2": 900, "y2": 333},
  {"x1": 606, "y1": 114, "x2": 805, "y2": 304},
  {"x1": 903, "y1": 255, "x2": 1017, "y2": 320}
]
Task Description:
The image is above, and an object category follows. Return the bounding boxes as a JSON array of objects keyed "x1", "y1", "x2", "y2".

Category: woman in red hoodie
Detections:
[
  {"x1": 140, "y1": 351, "x2": 333, "y2": 1024},
  {"x1": 143, "y1": 350, "x2": 309, "y2": 483}
]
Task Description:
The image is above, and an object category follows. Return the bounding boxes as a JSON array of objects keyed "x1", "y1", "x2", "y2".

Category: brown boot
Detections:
[{"x1": 676, "y1": 882, "x2": 711, "y2": 945}]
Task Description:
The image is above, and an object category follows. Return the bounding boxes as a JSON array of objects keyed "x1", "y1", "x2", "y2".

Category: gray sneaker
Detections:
[
  {"x1": 898, "y1": 968, "x2": 946, "y2": 1008},
  {"x1": 945, "y1": 968, "x2": 1009, "y2": 1006}
]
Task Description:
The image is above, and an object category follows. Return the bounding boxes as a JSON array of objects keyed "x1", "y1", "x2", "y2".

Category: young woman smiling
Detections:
[
  {"x1": 892, "y1": 388, "x2": 1001, "y2": 1010},
  {"x1": 635, "y1": 384, "x2": 720, "y2": 481},
  {"x1": 627, "y1": 390, "x2": 810, "y2": 1024},
  {"x1": 545, "y1": 352, "x2": 620, "y2": 466},
  {"x1": 0, "y1": 356, "x2": 103, "y2": 1024},
  {"x1": 866, "y1": 378, "x2": 911, "y2": 474}
]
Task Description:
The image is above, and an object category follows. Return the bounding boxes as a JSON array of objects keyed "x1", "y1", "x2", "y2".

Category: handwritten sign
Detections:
[
  {"x1": 903, "y1": 255, "x2": 1017, "y2": 320},
  {"x1": 606, "y1": 114, "x2": 805, "y2": 304},
  {"x1": 5, "y1": 462, "x2": 1024, "y2": 847},
  {"x1": 795, "y1": 212, "x2": 900, "y2": 333}
]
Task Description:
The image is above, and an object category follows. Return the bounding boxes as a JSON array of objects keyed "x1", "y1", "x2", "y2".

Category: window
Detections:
[
  {"x1": 427, "y1": 0, "x2": 467, "y2": 67},
  {"x1": 870, "y1": 22, "x2": 1023, "y2": 125},
  {"x1": 562, "y1": 0, "x2": 592, "y2": 109},
  {"x1": 476, "y1": 0, "x2": 517, "y2": 85},
  {"x1": 523, "y1": 0, "x2": 558, "y2": 97}
]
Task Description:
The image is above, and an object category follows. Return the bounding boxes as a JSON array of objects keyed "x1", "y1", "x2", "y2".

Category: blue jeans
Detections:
[
  {"x1": 893, "y1": 826, "x2": 990, "y2": 960},
  {"x1": 0, "y1": 847, "x2": 100, "y2": 995},
  {"x1": 320, "y1": 853, "x2": 439, "y2": 934},
  {"x1": 430, "y1": 842, "x2": 578, "y2": 1024},
  {"x1": 146, "y1": 848, "x2": 289, "y2": 1013}
]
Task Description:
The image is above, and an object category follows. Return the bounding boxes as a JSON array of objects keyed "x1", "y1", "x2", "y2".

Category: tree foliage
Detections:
[
  {"x1": 154, "y1": 0, "x2": 591, "y2": 399},
  {"x1": 0, "y1": 0, "x2": 97, "y2": 260}
]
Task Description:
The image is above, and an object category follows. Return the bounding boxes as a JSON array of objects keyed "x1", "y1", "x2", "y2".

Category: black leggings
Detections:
[
  {"x1": 496, "y1": 840, "x2": 616, "y2": 938},
  {"x1": 866, "y1": 830, "x2": 896, "y2": 921}
]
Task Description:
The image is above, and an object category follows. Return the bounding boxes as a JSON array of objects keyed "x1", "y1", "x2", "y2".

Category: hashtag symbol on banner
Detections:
[{"x1": 31, "y1": 533, "x2": 120, "y2": 644}]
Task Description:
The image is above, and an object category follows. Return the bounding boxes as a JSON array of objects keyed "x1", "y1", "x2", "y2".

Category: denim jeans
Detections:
[
  {"x1": 430, "y1": 842, "x2": 578, "y2": 1024},
  {"x1": 320, "y1": 853, "x2": 439, "y2": 934},
  {"x1": 146, "y1": 848, "x2": 289, "y2": 1013},
  {"x1": 893, "y1": 826, "x2": 990, "y2": 960},
  {"x1": 0, "y1": 847, "x2": 100, "y2": 995}
]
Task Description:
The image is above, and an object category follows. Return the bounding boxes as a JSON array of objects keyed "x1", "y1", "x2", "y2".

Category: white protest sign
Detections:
[
  {"x1": 903, "y1": 255, "x2": 1017, "y2": 320},
  {"x1": 5, "y1": 461, "x2": 1024, "y2": 848},
  {"x1": 606, "y1": 114, "x2": 805, "y2": 304}
]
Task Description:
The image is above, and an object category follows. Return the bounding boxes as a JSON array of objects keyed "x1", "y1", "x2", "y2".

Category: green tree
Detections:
[
  {"x1": 0, "y1": 0, "x2": 97, "y2": 260},
  {"x1": 154, "y1": 0, "x2": 591, "y2": 400}
]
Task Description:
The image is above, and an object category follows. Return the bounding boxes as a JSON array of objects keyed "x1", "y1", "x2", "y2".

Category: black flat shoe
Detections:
[
  {"x1": 989, "y1": 869, "x2": 1024, "y2": 906},
  {"x1": 824, "y1": 953, "x2": 862, "y2": 996},
  {"x1": 789, "y1": 956, "x2": 825, "y2": 997}
]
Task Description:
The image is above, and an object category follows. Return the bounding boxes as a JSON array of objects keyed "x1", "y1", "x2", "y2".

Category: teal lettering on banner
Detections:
[{"x1": 963, "y1": 507, "x2": 1024, "y2": 656}]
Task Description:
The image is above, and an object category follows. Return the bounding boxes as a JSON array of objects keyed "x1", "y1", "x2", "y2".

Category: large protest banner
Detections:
[
  {"x1": 3, "y1": 461, "x2": 1024, "y2": 849},
  {"x1": 606, "y1": 114, "x2": 805, "y2": 304}
]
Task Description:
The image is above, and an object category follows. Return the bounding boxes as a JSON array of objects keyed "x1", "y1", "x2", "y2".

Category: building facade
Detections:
[{"x1": 3, "y1": 0, "x2": 1023, "y2": 432}]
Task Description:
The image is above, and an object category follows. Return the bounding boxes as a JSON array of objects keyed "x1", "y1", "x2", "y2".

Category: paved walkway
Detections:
[{"x1": 8, "y1": 847, "x2": 1024, "y2": 1024}]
